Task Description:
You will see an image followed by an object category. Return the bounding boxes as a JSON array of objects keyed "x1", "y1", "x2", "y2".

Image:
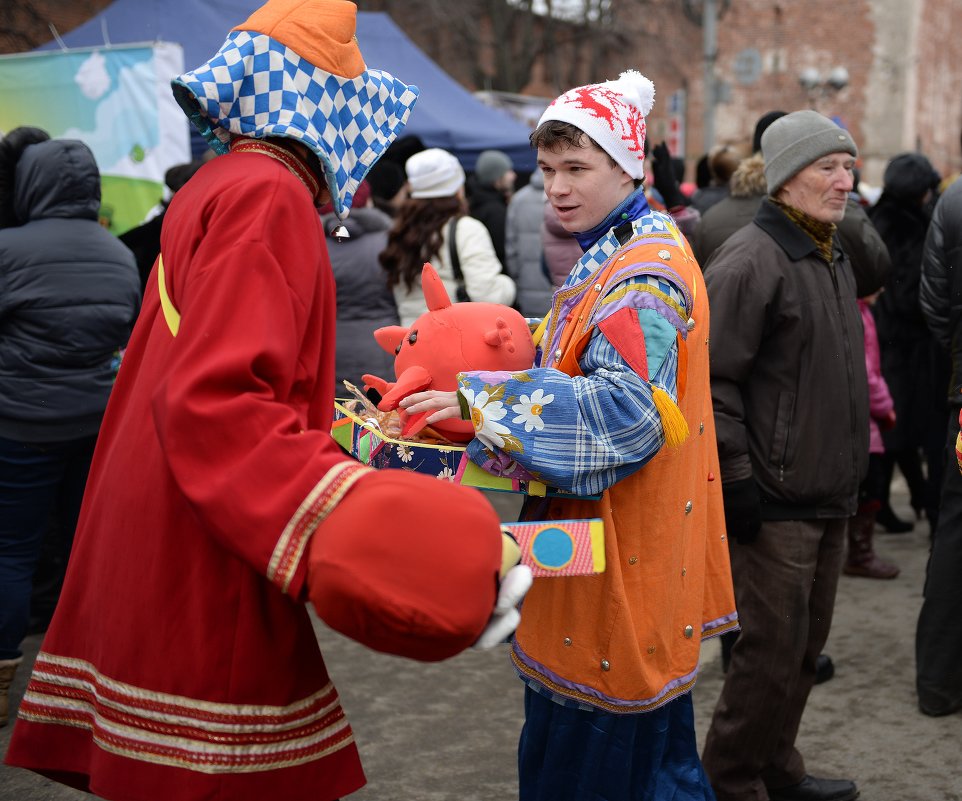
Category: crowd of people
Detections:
[{"x1": 1, "y1": 1, "x2": 960, "y2": 800}]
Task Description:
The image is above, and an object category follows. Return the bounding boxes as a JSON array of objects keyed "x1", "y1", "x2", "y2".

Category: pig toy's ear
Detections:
[
  {"x1": 422, "y1": 262, "x2": 452, "y2": 311},
  {"x1": 483, "y1": 317, "x2": 517, "y2": 354},
  {"x1": 373, "y1": 326, "x2": 408, "y2": 355}
]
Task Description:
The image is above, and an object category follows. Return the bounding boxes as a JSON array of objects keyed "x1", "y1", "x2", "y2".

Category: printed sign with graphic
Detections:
[{"x1": 0, "y1": 43, "x2": 191, "y2": 234}]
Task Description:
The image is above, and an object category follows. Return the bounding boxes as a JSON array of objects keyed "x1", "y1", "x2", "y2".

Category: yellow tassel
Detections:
[{"x1": 651, "y1": 385, "x2": 689, "y2": 448}]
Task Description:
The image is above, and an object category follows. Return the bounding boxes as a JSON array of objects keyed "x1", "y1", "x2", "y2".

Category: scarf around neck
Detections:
[
  {"x1": 574, "y1": 187, "x2": 650, "y2": 251},
  {"x1": 771, "y1": 196, "x2": 836, "y2": 263}
]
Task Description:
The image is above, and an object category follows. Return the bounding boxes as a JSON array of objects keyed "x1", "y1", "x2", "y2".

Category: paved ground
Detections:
[{"x1": 2, "y1": 481, "x2": 960, "y2": 800}]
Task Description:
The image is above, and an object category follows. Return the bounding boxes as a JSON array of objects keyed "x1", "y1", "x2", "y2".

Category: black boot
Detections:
[{"x1": 876, "y1": 502, "x2": 913, "y2": 533}]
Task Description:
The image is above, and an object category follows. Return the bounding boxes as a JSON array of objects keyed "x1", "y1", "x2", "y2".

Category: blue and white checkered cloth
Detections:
[
  {"x1": 564, "y1": 210, "x2": 679, "y2": 288},
  {"x1": 172, "y1": 30, "x2": 418, "y2": 218}
]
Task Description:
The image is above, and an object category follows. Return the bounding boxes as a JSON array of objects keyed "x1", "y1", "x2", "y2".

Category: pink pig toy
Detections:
[{"x1": 362, "y1": 263, "x2": 536, "y2": 442}]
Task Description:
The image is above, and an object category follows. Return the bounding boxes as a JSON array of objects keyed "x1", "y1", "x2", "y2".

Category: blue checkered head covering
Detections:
[{"x1": 171, "y1": 0, "x2": 419, "y2": 218}]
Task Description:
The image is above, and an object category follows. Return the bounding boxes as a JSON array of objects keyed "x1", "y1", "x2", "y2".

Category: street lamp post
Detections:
[
  {"x1": 682, "y1": 0, "x2": 732, "y2": 154},
  {"x1": 798, "y1": 66, "x2": 849, "y2": 112}
]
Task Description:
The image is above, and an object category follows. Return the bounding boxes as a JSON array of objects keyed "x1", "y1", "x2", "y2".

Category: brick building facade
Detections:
[
  {"x1": 523, "y1": 0, "x2": 962, "y2": 184},
  {"x1": 384, "y1": 0, "x2": 962, "y2": 185},
  {"x1": 4, "y1": 0, "x2": 960, "y2": 182}
]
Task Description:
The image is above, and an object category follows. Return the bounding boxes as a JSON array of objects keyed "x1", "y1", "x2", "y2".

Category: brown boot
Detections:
[
  {"x1": 0, "y1": 656, "x2": 23, "y2": 727},
  {"x1": 844, "y1": 502, "x2": 900, "y2": 579}
]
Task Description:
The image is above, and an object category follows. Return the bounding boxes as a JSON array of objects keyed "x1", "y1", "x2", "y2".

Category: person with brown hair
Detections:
[
  {"x1": 691, "y1": 144, "x2": 744, "y2": 214},
  {"x1": 401, "y1": 69, "x2": 736, "y2": 801},
  {"x1": 380, "y1": 147, "x2": 515, "y2": 326}
]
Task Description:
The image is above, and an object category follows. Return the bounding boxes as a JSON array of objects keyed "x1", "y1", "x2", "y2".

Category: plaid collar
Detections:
[
  {"x1": 564, "y1": 210, "x2": 678, "y2": 288},
  {"x1": 172, "y1": 30, "x2": 418, "y2": 219}
]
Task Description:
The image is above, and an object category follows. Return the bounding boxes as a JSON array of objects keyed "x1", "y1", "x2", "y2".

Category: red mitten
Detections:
[{"x1": 307, "y1": 469, "x2": 503, "y2": 661}]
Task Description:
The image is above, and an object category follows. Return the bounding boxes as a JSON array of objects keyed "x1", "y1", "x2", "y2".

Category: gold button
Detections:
[
  {"x1": 684, "y1": 625, "x2": 694, "y2": 639},
  {"x1": 564, "y1": 637, "x2": 572, "y2": 647},
  {"x1": 601, "y1": 659, "x2": 610, "y2": 671},
  {"x1": 721, "y1": 534, "x2": 727, "y2": 540},
  {"x1": 658, "y1": 249, "x2": 671, "y2": 260},
  {"x1": 628, "y1": 556, "x2": 638, "y2": 565},
  {"x1": 647, "y1": 645, "x2": 656, "y2": 654},
  {"x1": 699, "y1": 422, "x2": 705, "y2": 434},
  {"x1": 685, "y1": 500, "x2": 693, "y2": 514},
  {"x1": 681, "y1": 567, "x2": 687, "y2": 576},
  {"x1": 687, "y1": 317, "x2": 695, "y2": 331},
  {"x1": 594, "y1": 283, "x2": 603, "y2": 292}
]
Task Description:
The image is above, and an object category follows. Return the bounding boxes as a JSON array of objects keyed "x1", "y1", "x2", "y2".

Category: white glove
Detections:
[{"x1": 474, "y1": 564, "x2": 533, "y2": 649}]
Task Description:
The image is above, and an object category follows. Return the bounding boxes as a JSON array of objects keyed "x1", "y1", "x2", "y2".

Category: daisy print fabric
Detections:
[{"x1": 459, "y1": 329, "x2": 678, "y2": 497}]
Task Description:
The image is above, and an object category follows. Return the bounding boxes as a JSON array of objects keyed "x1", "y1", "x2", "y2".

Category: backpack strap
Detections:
[{"x1": 447, "y1": 216, "x2": 470, "y2": 302}]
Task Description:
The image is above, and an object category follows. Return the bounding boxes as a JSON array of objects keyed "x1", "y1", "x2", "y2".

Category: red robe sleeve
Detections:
[{"x1": 151, "y1": 167, "x2": 363, "y2": 600}]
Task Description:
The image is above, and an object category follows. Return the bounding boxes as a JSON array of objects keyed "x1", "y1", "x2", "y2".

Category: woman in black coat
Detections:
[{"x1": 870, "y1": 152, "x2": 948, "y2": 532}]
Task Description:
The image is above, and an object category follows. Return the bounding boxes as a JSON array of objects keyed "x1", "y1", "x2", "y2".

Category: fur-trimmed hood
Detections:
[{"x1": 730, "y1": 153, "x2": 768, "y2": 199}]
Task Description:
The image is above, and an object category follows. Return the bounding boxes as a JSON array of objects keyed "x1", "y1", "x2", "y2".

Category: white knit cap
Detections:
[
  {"x1": 406, "y1": 148, "x2": 466, "y2": 199},
  {"x1": 537, "y1": 70, "x2": 655, "y2": 179}
]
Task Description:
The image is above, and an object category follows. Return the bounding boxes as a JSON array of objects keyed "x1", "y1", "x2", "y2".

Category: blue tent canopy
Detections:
[{"x1": 36, "y1": 1, "x2": 536, "y2": 170}]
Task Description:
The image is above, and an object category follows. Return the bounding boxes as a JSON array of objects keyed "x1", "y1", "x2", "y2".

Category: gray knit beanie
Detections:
[
  {"x1": 474, "y1": 149, "x2": 514, "y2": 186},
  {"x1": 761, "y1": 110, "x2": 857, "y2": 194}
]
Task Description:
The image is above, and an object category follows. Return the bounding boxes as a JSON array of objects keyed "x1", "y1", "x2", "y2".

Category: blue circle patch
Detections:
[{"x1": 531, "y1": 527, "x2": 575, "y2": 570}]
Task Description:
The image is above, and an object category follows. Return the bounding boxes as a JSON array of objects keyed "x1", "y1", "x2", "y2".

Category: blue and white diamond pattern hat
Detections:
[{"x1": 171, "y1": 0, "x2": 418, "y2": 219}]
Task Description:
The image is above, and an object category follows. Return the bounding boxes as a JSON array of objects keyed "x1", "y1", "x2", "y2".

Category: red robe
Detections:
[{"x1": 6, "y1": 150, "x2": 370, "y2": 800}]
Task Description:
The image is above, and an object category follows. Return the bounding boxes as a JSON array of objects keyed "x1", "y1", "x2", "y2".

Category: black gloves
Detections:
[
  {"x1": 650, "y1": 141, "x2": 687, "y2": 210},
  {"x1": 722, "y1": 477, "x2": 762, "y2": 545}
]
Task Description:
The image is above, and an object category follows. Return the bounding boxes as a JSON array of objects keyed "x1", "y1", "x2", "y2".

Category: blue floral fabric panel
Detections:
[{"x1": 461, "y1": 323, "x2": 679, "y2": 496}]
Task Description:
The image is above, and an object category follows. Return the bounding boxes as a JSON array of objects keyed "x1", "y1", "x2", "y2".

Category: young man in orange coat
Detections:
[
  {"x1": 4, "y1": 2, "x2": 529, "y2": 799},
  {"x1": 404, "y1": 71, "x2": 737, "y2": 801}
]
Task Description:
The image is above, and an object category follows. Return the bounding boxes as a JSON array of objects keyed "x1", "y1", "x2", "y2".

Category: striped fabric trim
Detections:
[
  {"x1": 510, "y1": 649, "x2": 698, "y2": 715},
  {"x1": 701, "y1": 613, "x2": 740, "y2": 640},
  {"x1": 268, "y1": 461, "x2": 372, "y2": 594},
  {"x1": 18, "y1": 652, "x2": 354, "y2": 774}
]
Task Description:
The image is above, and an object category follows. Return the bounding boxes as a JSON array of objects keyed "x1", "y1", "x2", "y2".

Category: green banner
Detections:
[{"x1": 0, "y1": 43, "x2": 191, "y2": 234}]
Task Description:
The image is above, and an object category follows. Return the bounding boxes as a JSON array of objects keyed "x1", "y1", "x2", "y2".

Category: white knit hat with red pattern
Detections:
[{"x1": 537, "y1": 70, "x2": 655, "y2": 179}]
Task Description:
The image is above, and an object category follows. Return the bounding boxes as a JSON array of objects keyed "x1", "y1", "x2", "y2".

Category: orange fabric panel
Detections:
[
  {"x1": 514, "y1": 238, "x2": 736, "y2": 709},
  {"x1": 234, "y1": 0, "x2": 366, "y2": 78}
]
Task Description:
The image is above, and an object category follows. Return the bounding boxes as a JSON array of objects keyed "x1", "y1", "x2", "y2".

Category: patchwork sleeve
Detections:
[{"x1": 460, "y1": 279, "x2": 686, "y2": 496}]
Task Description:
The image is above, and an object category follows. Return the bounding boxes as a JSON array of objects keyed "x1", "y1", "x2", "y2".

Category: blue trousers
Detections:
[
  {"x1": 519, "y1": 686, "x2": 715, "y2": 801},
  {"x1": 0, "y1": 435, "x2": 96, "y2": 659}
]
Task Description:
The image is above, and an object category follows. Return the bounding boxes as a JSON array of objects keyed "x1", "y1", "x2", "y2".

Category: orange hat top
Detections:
[
  {"x1": 172, "y1": 0, "x2": 419, "y2": 218},
  {"x1": 232, "y1": 0, "x2": 364, "y2": 78}
]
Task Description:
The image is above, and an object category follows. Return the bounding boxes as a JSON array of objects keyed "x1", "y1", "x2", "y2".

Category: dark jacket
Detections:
[
  {"x1": 920, "y1": 178, "x2": 962, "y2": 406},
  {"x1": 466, "y1": 176, "x2": 509, "y2": 267},
  {"x1": 0, "y1": 139, "x2": 140, "y2": 442},
  {"x1": 835, "y1": 197, "x2": 890, "y2": 297},
  {"x1": 693, "y1": 153, "x2": 767, "y2": 267},
  {"x1": 319, "y1": 206, "x2": 398, "y2": 393},
  {"x1": 705, "y1": 198, "x2": 869, "y2": 519},
  {"x1": 870, "y1": 190, "x2": 946, "y2": 448},
  {"x1": 119, "y1": 206, "x2": 166, "y2": 294}
]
